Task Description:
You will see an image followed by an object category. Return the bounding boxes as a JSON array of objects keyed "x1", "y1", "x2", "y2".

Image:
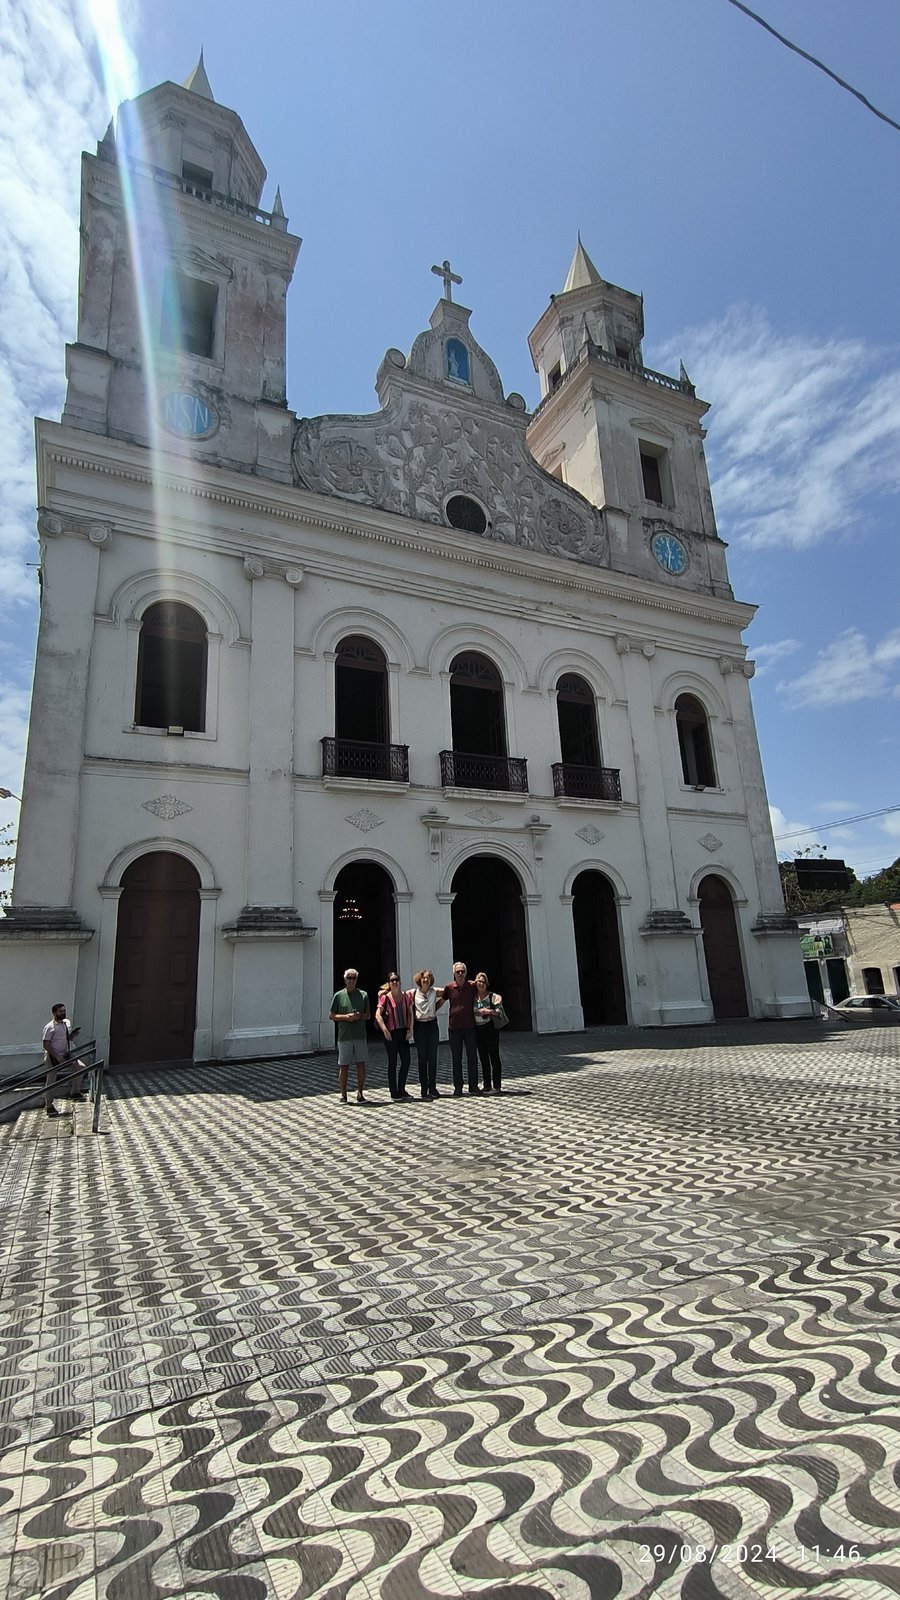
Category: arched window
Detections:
[
  {"x1": 335, "y1": 635, "x2": 389, "y2": 744},
  {"x1": 675, "y1": 693, "x2": 716, "y2": 787},
  {"x1": 556, "y1": 674, "x2": 600, "y2": 768},
  {"x1": 449, "y1": 652, "x2": 506, "y2": 757},
  {"x1": 135, "y1": 602, "x2": 207, "y2": 731}
]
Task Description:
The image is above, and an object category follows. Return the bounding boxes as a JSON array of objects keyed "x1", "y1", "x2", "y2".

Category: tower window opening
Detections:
[
  {"x1": 445, "y1": 495, "x2": 487, "y2": 535},
  {"x1": 182, "y1": 162, "x2": 214, "y2": 196},
  {"x1": 548, "y1": 362, "x2": 563, "y2": 393},
  {"x1": 161, "y1": 270, "x2": 218, "y2": 359},
  {"x1": 675, "y1": 694, "x2": 716, "y2": 787},
  {"x1": 640, "y1": 447, "x2": 665, "y2": 505},
  {"x1": 135, "y1": 601, "x2": 207, "y2": 731}
]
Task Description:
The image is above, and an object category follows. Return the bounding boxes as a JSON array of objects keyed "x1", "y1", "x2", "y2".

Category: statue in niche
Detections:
[{"x1": 445, "y1": 338, "x2": 470, "y2": 385}]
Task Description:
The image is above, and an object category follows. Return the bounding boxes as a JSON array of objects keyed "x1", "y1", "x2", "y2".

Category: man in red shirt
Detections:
[{"x1": 440, "y1": 961, "x2": 480, "y2": 1096}]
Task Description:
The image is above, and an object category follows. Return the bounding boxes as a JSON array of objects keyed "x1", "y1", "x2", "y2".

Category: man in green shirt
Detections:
[{"x1": 329, "y1": 967, "x2": 371, "y2": 1103}]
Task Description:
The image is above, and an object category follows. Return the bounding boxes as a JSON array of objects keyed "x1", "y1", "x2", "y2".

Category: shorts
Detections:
[{"x1": 337, "y1": 1039, "x2": 368, "y2": 1067}]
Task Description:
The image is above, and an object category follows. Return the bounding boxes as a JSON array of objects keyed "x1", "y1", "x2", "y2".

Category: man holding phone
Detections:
[{"x1": 42, "y1": 1001, "x2": 85, "y2": 1117}]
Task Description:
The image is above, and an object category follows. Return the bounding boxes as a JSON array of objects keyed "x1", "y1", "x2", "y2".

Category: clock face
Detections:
[
  {"x1": 159, "y1": 390, "x2": 218, "y2": 439},
  {"x1": 651, "y1": 532, "x2": 687, "y2": 574}
]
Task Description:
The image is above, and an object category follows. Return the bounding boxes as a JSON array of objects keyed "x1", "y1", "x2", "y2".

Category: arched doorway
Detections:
[
  {"x1": 110, "y1": 851, "x2": 201, "y2": 1064},
  {"x1": 449, "y1": 856, "x2": 532, "y2": 1029},
  {"x1": 332, "y1": 861, "x2": 397, "y2": 1011},
  {"x1": 572, "y1": 870, "x2": 628, "y2": 1025},
  {"x1": 698, "y1": 875, "x2": 749, "y2": 1019}
]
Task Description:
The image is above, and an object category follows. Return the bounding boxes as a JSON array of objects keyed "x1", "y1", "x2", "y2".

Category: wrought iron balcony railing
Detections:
[
  {"x1": 552, "y1": 762, "x2": 622, "y2": 802},
  {"x1": 321, "y1": 737, "x2": 409, "y2": 782},
  {"x1": 440, "y1": 750, "x2": 528, "y2": 793}
]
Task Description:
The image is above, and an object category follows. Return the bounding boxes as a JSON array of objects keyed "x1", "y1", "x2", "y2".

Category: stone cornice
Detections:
[
  {"x1": 86, "y1": 154, "x2": 300, "y2": 269},
  {"x1": 37, "y1": 426, "x2": 757, "y2": 634}
]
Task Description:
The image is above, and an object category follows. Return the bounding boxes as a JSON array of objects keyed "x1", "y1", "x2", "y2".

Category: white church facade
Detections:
[{"x1": 1, "y1": 63, "x2": 810, "y2": 1068}]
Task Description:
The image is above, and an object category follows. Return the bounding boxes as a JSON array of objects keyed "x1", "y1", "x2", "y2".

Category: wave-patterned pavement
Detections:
[{"x1": 1, "y1": 1022, "x2": 900, "y2": 1597}]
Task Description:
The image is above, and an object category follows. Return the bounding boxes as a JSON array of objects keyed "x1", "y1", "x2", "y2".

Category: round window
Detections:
[{"x1": 445, "y1": 495, "x2": 487, "y2": 535}]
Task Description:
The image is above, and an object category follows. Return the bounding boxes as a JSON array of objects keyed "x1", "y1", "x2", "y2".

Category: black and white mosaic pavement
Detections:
[{"x1": 2, "y1": 1021, "x2": 900, "y2": 1597}]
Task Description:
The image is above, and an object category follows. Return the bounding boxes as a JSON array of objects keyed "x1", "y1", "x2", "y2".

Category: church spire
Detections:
[
  {"x1": 183, "y1": 49, "x2": 215, "y2": 101},
  {"x1": 562, "y1": 234, "x2": 602, "y2": 294}
]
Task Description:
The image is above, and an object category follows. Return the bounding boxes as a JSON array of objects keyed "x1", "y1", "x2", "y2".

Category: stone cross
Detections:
[{"x1": 432, "y1": 259, "x2": 462, "y2": 301}]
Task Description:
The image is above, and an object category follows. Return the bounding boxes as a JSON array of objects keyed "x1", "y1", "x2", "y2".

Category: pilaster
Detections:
[{"x1": 13, "y1": 514, "x2": 111, "y2": 910}]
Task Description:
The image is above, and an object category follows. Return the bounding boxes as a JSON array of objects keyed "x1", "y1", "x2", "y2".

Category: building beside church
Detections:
[{"x1": 0, "y1": 62, "x2": 809, "y2": 1069}]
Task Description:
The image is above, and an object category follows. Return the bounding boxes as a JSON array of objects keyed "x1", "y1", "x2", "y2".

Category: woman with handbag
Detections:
[
  {"x1": 473, "y1": 971, "x2": 506, "y2": 1094},
  {"x1": 376, "y1": 973, "x2": 414, "y2": 1101}
]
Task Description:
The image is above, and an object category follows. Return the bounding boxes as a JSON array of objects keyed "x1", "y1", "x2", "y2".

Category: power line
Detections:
[
  {"x1": 724, "y1": 0, "x2": 900, "y2": 136},
  {"x1": 774, "y1": 803, "x2": 900, "y2": 842}
]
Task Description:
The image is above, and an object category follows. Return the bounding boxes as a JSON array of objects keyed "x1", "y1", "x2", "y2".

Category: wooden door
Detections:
[
  {"x1": 110, "y1": 852, "x2": 201, "y2": 1064},
  {"x1": 698, "y1": 875, "x2": 749, "y2": 1019}
]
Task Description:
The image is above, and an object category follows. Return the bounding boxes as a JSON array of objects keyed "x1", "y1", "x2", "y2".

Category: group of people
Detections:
[{"x1": 329, "y1": 961, "x2": 506, "y2": 1104}]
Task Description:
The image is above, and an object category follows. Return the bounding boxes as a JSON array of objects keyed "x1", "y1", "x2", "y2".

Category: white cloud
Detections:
[
  {"x1": 750, "y1": 638, "x2": 801, "y2": 675},
  {"x1": 0, "y1": 0, "x2": 113, "y2": 612},
  {"x1": 768, "y1": 805, "x2": 827, "y2": 858},
  {"x1": 653, "y1": 306, "x2": 900, "y2": 550},
  {"x1": 882, "y1": 814, "x2": 900, "y2": 840},
  {"x1": 0, "y1": 1, "x2": 135, "y2": 893},
  {"x1": 777, "y1": 626, "x2": 900, "y2": 709},
  {"x1": 815, "y1": 799, "x2": 860, "y2": 814}
]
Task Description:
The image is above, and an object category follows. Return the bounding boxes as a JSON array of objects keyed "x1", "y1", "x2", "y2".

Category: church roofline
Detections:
[{"x1": 36, "y1": 419, "x2": 753, "y2": 632}]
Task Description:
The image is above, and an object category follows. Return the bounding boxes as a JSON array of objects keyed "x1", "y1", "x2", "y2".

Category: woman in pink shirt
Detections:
[{"x1": 375, "y1": 973, "x2": 414, "y2": 1101}]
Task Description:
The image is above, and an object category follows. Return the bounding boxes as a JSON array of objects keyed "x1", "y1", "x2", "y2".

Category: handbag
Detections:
[{"x1": 492, "y1": 995, "x2": 509, "y2": 1030}]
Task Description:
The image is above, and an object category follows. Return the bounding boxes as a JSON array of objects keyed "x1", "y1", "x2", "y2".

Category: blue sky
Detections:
[{"x1": 1, "y1": 0, "x2": 899, "y2": 880}]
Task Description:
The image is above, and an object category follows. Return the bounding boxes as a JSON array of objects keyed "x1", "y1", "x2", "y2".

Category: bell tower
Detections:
[
  {"x1": 526, "y1": 239, "x2": 731, "y2": 598},
  {"x1": 62, "y1": 55, "x2": 301, "y2": 481}
]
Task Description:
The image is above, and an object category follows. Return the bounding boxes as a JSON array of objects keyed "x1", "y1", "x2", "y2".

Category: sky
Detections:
[{"x1": 1, "y1": 0, "x2": 899, "y2": 884}]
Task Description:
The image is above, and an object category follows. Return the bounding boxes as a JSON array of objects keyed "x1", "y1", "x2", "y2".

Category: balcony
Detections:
[
  {"x1": 552, "y1": 762, "x2": 622, "y2": 802},
  {"x1": 321, "y1": 737, "x2": 409, "y2": 783},
  {"x1": 440, "y1": 750, "x2": 528, "y2": 793}
]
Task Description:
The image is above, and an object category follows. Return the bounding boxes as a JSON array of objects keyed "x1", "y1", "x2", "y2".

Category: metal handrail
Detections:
[{"x1": 1, "y1": 1043, "x2": 106, "y2": 1132}]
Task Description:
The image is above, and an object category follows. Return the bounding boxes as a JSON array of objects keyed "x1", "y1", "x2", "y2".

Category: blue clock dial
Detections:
[
  {"x1": 159, "y1": 390, "x2": 218, "y2": 439},
  {"x1": 651, "y1": 533, "x2": 687, "y2": 574}
]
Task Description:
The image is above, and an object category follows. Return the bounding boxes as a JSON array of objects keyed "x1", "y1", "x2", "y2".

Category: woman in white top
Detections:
[
  {"x1": 473, "y1": 971, "x2": 503, "y2": 1093},
  {"x1": 410, "y1": 968, "x2": 445, "y2": 1100}
]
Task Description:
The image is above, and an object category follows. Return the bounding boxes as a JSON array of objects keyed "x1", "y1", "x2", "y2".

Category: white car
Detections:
[{"x1": 833, "y1": 995, "x2": 900, "y2": 1024}]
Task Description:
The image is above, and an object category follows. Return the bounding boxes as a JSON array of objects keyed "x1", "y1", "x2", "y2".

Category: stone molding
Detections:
[
  {"x1": 615, "y1": 634, "x2": 656, "y2": 658},
  {"x1": 38, "y1": 510, "x2": 112, "y2": 547},
  {"x1": 242, "y1": 554, "x2": 303, "y2": 585},
  {"x1": 221, "y1": 906, "x2": 315, "y2": 939},
  {"x1": 718, "y1": 654, "x2": 755, "y2": 679},
  {"x1": 0, "y1": 906, "x2": 94, "y2": 942},
  {"x1": 751, "y1": 912, "x2": 801, "y2": 935},
  {"x1": 639, "y1": 908, "x2": 695, "y2": 935}
]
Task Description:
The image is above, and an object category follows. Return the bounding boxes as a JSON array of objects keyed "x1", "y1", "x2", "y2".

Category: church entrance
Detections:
[
  {"x1": 450, "y1": 856, "x2": 532, "y2": 1029},
  {"x1": 109, "y1": 851, "x2": 201, "y2": 1064},
  {"x1": 332, "y1": 861, "x2": 397, "y2": 1010},
  {"x1": 572, "y1": 870, "x2": 628, "y2": 1025},
  {"x1": 698, "y1": 874, "x2": 749, "y2": 1019}
]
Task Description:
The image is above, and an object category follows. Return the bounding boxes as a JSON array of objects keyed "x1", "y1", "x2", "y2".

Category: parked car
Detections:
[{"x1": 833, "y1": 995, "x2": 900, "y2": 1024}]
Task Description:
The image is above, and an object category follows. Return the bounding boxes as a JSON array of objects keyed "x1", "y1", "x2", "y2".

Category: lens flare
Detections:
[{"x1": 86, "y1": 0, "x2": 210, "y2": 592}]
